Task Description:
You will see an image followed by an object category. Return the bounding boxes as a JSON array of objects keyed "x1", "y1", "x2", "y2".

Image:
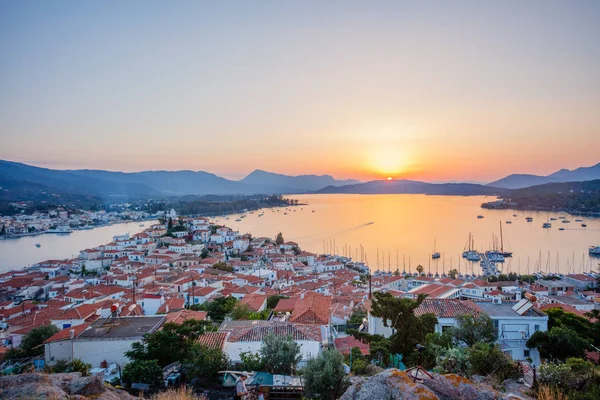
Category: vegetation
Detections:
[
  {"x1": 230, "y1": 303, "x2": 270, "y2": 320},
  {"x1": 211, "y1": 261, "x2": 233, "y2": 272},
  {"x1": 348, "y1": 307, "x2": 367, "y2": 325},
  {"x1": 150, "y1": 386, "x2": 207, "y2": 400},
  {"x1": 5, "y1": 325, "x2": 59, "y2": 360},
  {"x1": 536, "y1": 358, "x2": 600, "y2": 400},
  {"x1": 46, "y1": 359, "x2": 92, "y2": 376},
  {"x1": 125, "y1": 320, "x2": 214, "y2": 367},
  {"x1": 260, "y1": 334, "x2": 302, "y2": 375},
  {"x1": 302, "y1": 350, "x2": 349, "y2": 400},
  {"x1": 145, "y1": 194, "x2": 295, "y2": 216},
  {"x1": 267, "y1": 295, "x2": 288, "y2": 309},
  {"x1": 191, "y1": 296, "x2": 239, "y2": 321},
  {"x1": 122, "y1": 359, "x2": 163, "y2": 389},
  {"x1": 368, "y1": 293, "x2": 437, "y2": 362},
  {"x1": 451, "y1": 314, "x2": 497, "y2": 347},
  {"x1": 275, "y1": 232, "x2": 284, "y2": 245},
  {"x1": 183, "y1": 344, "x2": 229, "y2": 383},
  {"x1": 239, "y1": 351, "x2": 265, "y2": 372}
]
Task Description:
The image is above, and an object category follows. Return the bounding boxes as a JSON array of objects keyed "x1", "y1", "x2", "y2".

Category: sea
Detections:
[{"x1": 1, "y1": 194, "x2": 599, "y2": 275}]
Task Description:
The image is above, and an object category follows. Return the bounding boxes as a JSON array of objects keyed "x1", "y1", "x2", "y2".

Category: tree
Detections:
[
  {"x1": 122, "y1": 359, "x2": 163, "y2": 389},
  {"x1": 451, "y1": 314, "x2": 497, "y2": 347},
  {"x1": 195, "y1": 296, "x2": 238, "y2": 321},
  {"x1": 275, "y1": 232, "x2": 284, "y2": 245},
  {"x1": 260, "y1": 334, "x2": 302, "y2": 375},
  {"x1": 348, "y1": 307, "x2": 367, "y2": 325},
  {"x1": 240, "y1": 351, "x2": 265, "y2": 372},
  {"x1": 168, "y1": 217, "x2": 173, "y2": 230},
  {"x1": 81, "y1": 264, "x2": 87, "y2": 276},
  {"x1": 527, "y1": 326, "x2": 590, "y2": 361},
  {"x1": 212, "y1": 262, "x2": 233, "y2": 273},
  {"x1": 448, "y1": 269, "x2": 458, "y2": 279},
  {"x1": 545, "y1": 308, "x2": 597, "y2": 346},
  {"x1": 369, "y1": 292, "x2": 436, "y2": 360},
  {"x1": 302, "y1": 350, "x2": 348, "y2": 400},
  {"x1": 468, "y1": 343, "x2": 520, "y2": 382},
  {"x1": 125, "y1": 320, "x2": 213, "y2": 367},
  {"x1": 183, "y1": 344, "x2": 229, "y2": 383},
  {"x1": 6, "y1": 325, "x2": 59, "y2": 359},
  {"x1": 200, "y1": 248, "x2": 209, "y2": 259},
  {"x1": 416, "y1": 265, "x2": 424, "y2": 275},
  {"x1": 267, "y1": 295, "x2": 288, "y2": 310},
  {"x1": 434, "y1": 347, "x2": 470, "y2": 376},
  {"x1": 231, "y1": 303, "x2": 251, "y2": 320},
  {"x1": 0, "y1": 224, "x2": 5, "y2": 235}
]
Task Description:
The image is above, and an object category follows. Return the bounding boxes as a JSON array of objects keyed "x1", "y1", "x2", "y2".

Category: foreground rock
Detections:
[
  {"x1": 340, "y1": 369, "x2": 531, "y2": 400},
  {"x1": 0, "y1": 373, "x2": 135, "y2": 400}
]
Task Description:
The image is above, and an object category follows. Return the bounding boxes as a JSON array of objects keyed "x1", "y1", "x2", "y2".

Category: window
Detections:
[
  {"x1": 534, "y1": 324, "x2": 540, "y2": 332},
  {"x1": 524, "y1": 349, "x2": 530, "y2": 358}
]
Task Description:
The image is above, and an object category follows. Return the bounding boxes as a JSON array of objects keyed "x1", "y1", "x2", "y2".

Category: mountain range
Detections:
[
  {"x1": 0, "y1": 160, "x2": 359, "y2": 199},
  {"x1": 1, "y1": 159, "x2": 599, "y2": 201},
  {"x1": 487, "y1": 162, "x2": 600, "y2": 189}
]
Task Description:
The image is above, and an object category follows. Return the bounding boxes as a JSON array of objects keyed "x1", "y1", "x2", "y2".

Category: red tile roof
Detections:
[
  {"x1": 228, "y1": 322, "x2": 322, "y2": 342},
  {"x1": 273, "y1": 298, "x2": 298, "y2": 313},
  {"x1": 289, "y1": 293, "x2": 332, "y2": 325},
  {"x1": 197, "y1": 331, "x2": 228, "y2": 349},
  {"x1": 240, "y1": 294, "x2": 267, "y2": 312},
  {"x1": 334, "y1": 336, "x2": 370, "y2": 355},
  {"x1": 165, "y1": 309, "x2": 208, "y2": 324},
  {"x1": 44, "y1": 323, "x2": 90, "y2": 344},
  {"x1": 415, "y1": 299, "x2": 481, "y2": 318}
]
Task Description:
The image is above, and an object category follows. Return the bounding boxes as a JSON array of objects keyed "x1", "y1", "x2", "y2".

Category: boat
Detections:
[
  {"x1": 562, "y1": 220, "x2": 570, "y2": 223},
  {"x1": 284, "y1": 213, "x2": 288, "y2": 215},
  {"x1": 462, "y1": 233, "x2": 478, "y2": 260},
  {"x1": 575, "y1": 219, "x2": 583, "y2": 222},
  {"x1": 513, "y1": 214, "x2": 518, "y2": 217},
  {"x1": 559, "y1": 228, "x2": 565, "y2": 231},
  {"x1": 486, "y1": 252, "x2": 505, "y2": 263},
  {"x1": 312, "y1": 210, "x2": 315, "y2": 213},
  {"x1": 432, "y1": 238, "x2": 441, "y2": 259},
  {"x1": 477, "y1": 215, "x2": 484, "y2": 219},
  {"x1": 558, "y1": 216, "x2": 566, "y2": 219},
  {"x1": 589, "y1": 246, "x2": 600, "y2": 256},
  {"x1": 235, "y1": 219, "x2": 242, "y2": 222},
  {"x1": 497, "y1": 221, "x2": 512, "y2": 257},
  {"x1": 582, "y1": 223, "x2": 587, "y2": 227},
  {"x1": 466, "y1": 252, "x2": 481, "y2": 261},
  {"x1": 525, "y1": 217, "x2": 533, "y2": 222},
  {"x1": 542, "y1": 222, "x2": 552, "y2": 228},
  {"x1": 550, "y1": 217, "x2": 557, "y2": 221},
  {"x1": 35, "y1": 243, "x2": 41, "y2": 248},
  {"x1": 505, "y1": 221, "x2": 512, "y2": 224},
  {"x1": 139, "y1": 223, "x2": 145, "y2": 227}
]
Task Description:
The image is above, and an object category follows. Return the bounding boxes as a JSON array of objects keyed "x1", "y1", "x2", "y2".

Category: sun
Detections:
[{"x1": 387, "y1": 177, "x2": 393, "y2": 181}]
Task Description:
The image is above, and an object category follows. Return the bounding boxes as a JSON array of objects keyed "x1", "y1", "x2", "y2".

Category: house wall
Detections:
[
  {"x1": 45, "y1": 340, "x2": 73, "y2": 365},
  {"x1": 73, "y1": 338, "x2": 138, "y2": 367}
]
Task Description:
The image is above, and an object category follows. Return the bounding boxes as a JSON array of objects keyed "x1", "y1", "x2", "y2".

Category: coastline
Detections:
[{"x1": 481, "y1": 201, "x2": 600, "y2": 217}]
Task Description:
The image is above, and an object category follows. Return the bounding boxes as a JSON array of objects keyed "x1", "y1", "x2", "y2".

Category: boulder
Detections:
[
  {"x1": 67, "y1": 375, "x2": 106, "y2": 396},
  {"x1": 0, "y1": 373, "x2": 135, "y2": 400},
  {"x1": 340, "y1": 369, "x2": 532, "y2": 400}
]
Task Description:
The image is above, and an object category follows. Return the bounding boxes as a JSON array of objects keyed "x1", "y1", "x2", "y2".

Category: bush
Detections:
[
  {"x1": 240, "y1": 351, "x2": 264, "y2": 372},
  {"x1": 183, "y1": 344, "x2": 229, "y2": 383},
  {"x1": 351, "y1": 359, "x2": 367, "y2": 375},
  {"x1": 151, "y1": 386, "x2": 207, "y2": 400},
  {"x1": 364, "y1": 364, "x2": 384, "y2": 376},
  {"x1": 468, "y1": 343, "x2": 521, "y2": 382},
  {"x1": 47, "y1": 359, "x2": 92, "y2": 376},
  {"x1": 260, "y1": 334, "x2": 302, "y2": 375},
  {"x1": 122, "y1": 359, "x2": 163, "y2": 389},
  {"x1": 434, "y1": 347, "x2": 470, "y2": 376},
  {"x1": 302, "y1": 350, "x2": 349, "y2": 400}
]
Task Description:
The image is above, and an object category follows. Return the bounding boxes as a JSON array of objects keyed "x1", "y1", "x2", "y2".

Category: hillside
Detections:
[
  {"x1": 316, "y1": 179, "x2": 507, "y2": 196},
  {"x1": 0, "y1": 160, "x2": 359, "y2": 198},
  {"x1": 483, "y1": 179, "x2": 600, "y2": 213},
  {"x1": 488, "y1": 162, "x2": 600, "y2": 189}
]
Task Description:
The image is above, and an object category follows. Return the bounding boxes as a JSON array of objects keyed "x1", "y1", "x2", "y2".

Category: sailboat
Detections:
[
  {"x1": 462, "y1": 233, "x2": 480, "y2": 261},
  {"x1": 497, "y1": 221, "x2": 512, "y2": 257},
  {"x1": 432, "y1": 238, "x2": 441, "y2": 259}
]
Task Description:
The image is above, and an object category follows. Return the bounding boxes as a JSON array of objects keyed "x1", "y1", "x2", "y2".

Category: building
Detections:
[{"x1": 55, "y1": 316, "x2": 165, "y2": 367}]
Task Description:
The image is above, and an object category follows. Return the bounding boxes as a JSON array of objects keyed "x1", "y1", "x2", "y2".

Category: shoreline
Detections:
[{"x1": 480, "y1": 202, "x2": 600, "y2": 217}]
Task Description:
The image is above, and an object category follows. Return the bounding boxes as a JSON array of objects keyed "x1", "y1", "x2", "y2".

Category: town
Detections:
[{"x1": 0, "y1": 209, "x2": 599, "y2": 399}]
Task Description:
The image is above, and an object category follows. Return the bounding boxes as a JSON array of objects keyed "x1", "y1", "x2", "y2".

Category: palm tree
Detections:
[{"x1": 584, "y1": 309, "x2": 600, "y2": 321}]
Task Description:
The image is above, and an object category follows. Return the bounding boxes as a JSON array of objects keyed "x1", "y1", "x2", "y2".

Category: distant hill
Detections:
[
  {"x1": 484, "y1": 179, "x2": 600, "y2": 213},
  {"x1": 0, "y1": 160, "x2": 360, "y2": 199},
  {"x1": 316, "y1": 179, "x2": 507, "y2": 196},
  {"x1": 240, "y1": 169, "x2": 360, "y2": 193},
  {"x1": 488, "y1": 162, "x2": 600, "y2": 189}
]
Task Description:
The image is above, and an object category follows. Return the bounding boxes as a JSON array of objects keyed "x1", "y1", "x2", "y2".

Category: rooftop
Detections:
[
  {"x1": 77, "y1": 316, "x2": 165, "y2": 339},
  {"x1": 473, "y1": 302, "x2": 546, "y2": 317}
]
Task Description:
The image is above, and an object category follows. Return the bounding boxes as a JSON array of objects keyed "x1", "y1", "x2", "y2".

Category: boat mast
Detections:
[{"x1": 499, "y1": 221, "x2": 504, "y2": 252}]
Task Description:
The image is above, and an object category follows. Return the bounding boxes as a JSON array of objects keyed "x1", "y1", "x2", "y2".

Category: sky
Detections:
[{"x1": 1, "y1": 1, "x2": 599, "y2": 183}]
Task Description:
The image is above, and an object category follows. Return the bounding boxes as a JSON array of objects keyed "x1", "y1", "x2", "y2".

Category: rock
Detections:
[
  {"x1": 340, "y1": 369, "x2": 533, "y2": 400},
  {"x1": 0, "y1": 373, "x2": 135, "y2": 400},
  {"x1": 67, "y1": 375, "x2": 105, "y2": 396}
]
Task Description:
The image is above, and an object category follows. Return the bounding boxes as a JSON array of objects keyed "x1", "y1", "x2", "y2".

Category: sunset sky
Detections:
[{"x1": 1, "y1": 1, "x2": 599, "y2": 182}]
